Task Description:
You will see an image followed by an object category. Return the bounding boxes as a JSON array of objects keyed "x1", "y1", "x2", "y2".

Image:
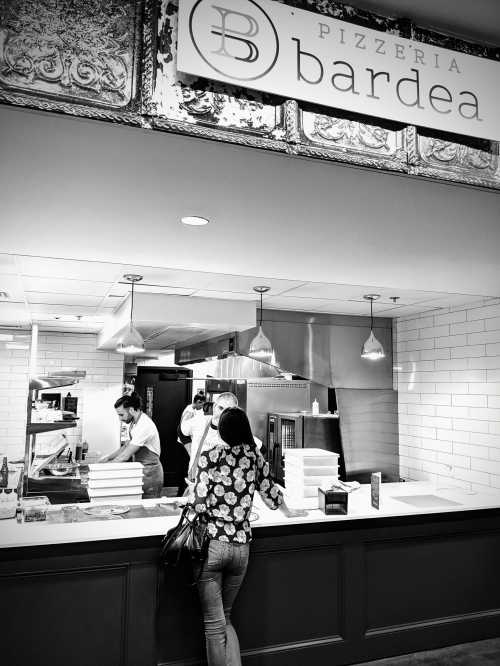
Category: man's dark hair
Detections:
[
  {"x1": 114, "y1": 392, "x2": 142, "y2": 410},
  {"x1": 193, "y1": 392, "x2": 205, "y2": 404}
]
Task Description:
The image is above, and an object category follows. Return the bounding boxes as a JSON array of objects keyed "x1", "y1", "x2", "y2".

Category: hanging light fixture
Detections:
[
  {"x1": 361, "y1": 294, "x2": 385, "y2": 361},
  {"x1": 249, "y1": 286, "x2": 276, "y2": 365},
  {"x1": 116, "y1": 274, "x2": 145, "y2": 355}
]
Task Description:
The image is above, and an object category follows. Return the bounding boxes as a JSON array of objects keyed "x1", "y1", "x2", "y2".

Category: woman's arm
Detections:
[
  {"x1": 255, "y1": 452, "x2": 283, "y2": 510},
  {"x1": 256, "y1": 451, "x2": 307, "y2": 517}
]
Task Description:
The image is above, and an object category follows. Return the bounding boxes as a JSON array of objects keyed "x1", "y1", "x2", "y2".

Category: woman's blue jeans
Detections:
[{"x1": 195, "y1": 539, "x2": 250, "y2": 666}]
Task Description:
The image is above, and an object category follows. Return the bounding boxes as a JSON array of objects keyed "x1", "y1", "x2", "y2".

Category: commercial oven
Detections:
[{"x1": 267, "y1": 412, "x2": 346, "y2": 485}]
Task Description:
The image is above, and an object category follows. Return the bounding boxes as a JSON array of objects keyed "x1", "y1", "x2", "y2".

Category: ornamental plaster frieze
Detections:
[{"x1": 0, "y1": 0, "x2": 498, "y2": 189}]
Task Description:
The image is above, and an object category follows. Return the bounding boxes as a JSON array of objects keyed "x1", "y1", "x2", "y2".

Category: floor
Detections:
[{"x1": 357, "y1": 638, "x2": 500, "y2": 665}]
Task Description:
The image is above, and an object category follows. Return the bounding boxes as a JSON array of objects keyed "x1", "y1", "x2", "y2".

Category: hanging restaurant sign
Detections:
[{"x1": 177, "y1": 0, "x2": 500, "y2": 142}]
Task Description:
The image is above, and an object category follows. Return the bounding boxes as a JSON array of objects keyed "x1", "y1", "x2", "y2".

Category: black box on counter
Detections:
[{"x1": 318, "y1": 488, "x2": 348, "y2": 515}]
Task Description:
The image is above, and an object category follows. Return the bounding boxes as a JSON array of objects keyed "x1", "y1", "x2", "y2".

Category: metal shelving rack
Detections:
[{"x1": 23, "y1": 374, "x2": 84, "y2": 498}]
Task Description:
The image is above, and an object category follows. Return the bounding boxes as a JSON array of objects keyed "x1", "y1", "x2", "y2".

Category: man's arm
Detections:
[
  {"x1": 99, "y1": 442, "x2": 141, "y2": 463},
  {"x1": 111, "y1": 442, "x2": 141, "y2": 462},
  {"x1": 99, "y1": 449, "x2": 118, "y2": 463}
]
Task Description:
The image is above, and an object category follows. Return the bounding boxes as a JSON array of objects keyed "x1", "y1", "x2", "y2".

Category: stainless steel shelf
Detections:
[{"x1": 27, "y1": 422, "x2": 77, "y2": 435}]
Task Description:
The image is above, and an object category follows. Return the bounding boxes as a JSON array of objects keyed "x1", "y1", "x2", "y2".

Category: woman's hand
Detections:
[{"x1": 280, "y1": 500, "x2": 308, "y2": 518}]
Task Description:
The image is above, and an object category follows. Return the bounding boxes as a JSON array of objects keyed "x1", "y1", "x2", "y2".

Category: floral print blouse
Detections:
[{"x1": 188, "y1": 442, "x2": 283, "y2": 544}]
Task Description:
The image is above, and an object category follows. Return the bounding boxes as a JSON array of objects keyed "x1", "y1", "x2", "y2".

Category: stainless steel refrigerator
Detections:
[{"x1": 205, "y1": 378, "x2": 312, "y2": 444}]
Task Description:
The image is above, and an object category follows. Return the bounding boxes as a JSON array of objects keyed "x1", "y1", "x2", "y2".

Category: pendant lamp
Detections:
[
  {"x1": 249, "y1": 286, "x2": 276, "y2": 365},
  {"x1": 116, "y1": 274, "x2": 145, "y2": 355},
  {"x1": 361, "y1": 294, "x2": 385, "y2": 361}
]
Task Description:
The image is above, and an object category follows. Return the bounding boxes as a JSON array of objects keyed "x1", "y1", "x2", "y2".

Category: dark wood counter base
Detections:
[{"x1": 1, "y1": 509, "x2": 500, "y2": 666}]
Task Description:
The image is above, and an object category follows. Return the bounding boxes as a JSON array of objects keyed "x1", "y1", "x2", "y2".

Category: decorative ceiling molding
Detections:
[{"x1": 0, "y1": 0, "x2": 498, "y2": 188}]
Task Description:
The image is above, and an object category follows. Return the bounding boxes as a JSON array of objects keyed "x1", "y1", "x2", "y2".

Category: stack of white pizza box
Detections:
[
  {"x1": 284, "y1": 448, "x2": 340, "y2": 510},
  {"x1": 87, "y1": 462, "x2": 144, "y2": 504}
]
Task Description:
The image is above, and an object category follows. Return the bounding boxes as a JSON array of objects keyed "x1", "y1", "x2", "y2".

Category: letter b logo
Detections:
[{"x1": 189, "y1": 0, "x2": 279, "y2": 81}]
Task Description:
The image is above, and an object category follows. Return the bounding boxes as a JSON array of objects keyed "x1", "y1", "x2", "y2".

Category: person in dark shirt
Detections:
[{"x1": 188, "y1": 406, "x2": 303, "y2": 666}]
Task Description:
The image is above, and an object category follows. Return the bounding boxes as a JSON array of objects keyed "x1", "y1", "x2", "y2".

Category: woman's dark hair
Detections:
[
  {"x1": 114, "y1": 392, "x2": 142, "y2": 410},
  {"x1": 218, "y1": 407, "x2": 255, "y2": 449},
  {"x1": 193, "y1": 392, "x2": 205, "y2": 405}
]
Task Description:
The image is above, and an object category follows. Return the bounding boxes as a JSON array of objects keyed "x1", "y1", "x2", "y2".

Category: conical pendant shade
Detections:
[
  {"x1": 361, "y1": 294, "x2": 385, "y2": 361},
  {"x1": 361, "y1": 330, "x2": 385, "y2": 360},
  {"x1": 116, "y1": 324, "x2": 145, "y2": 355},
  {"x1": 249, "y1": 325, "x2": 274, "y2": 364},
  {"x1": 248, "y1": 286, "x2": 278, "y2": 366},
  {"x1": 116, "y1": 274, "x2": 145, "y2": 354}
]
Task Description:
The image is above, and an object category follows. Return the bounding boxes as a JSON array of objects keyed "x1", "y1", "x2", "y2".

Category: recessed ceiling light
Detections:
[{"x1": 181, "y1": 216, "x2": 209, "y2": 226}]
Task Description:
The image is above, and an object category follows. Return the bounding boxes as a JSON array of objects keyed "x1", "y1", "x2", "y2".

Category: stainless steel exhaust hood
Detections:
[
  {"x1": 175, "y1": 331, "x2": 283, "y2": 379},
  {"x1": 175, "y1": 310, "x2": 393, "y2": 389}
]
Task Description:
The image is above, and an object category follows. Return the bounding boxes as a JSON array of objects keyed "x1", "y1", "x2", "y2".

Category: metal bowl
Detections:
[{"x1": 46, "y1": 462, "x2": 79, "y2": 476}]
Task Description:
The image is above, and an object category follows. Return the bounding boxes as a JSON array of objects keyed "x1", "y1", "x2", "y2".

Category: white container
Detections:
[
  {"x1": 88, "y1": 485, "x2": 143, "y2": 497},
  {"x1": 284, "y1": 449, "x2": 340, "y2": 509},
  {"x1": 89, "y1": 495, "x2": 142, "y2": 505},
  {"x1": 88, "y1": 462, "x2": 143, "y2": 471},
  {"x1": 284, "y1": 448, "x2": 339, "y2": 463},
  {"x1": 87, "y1": 469, "x2": 144, "y2": 480},
  {"x1": 0, "y1": 495, "x2": 16, "y2": 519},
  {"x1": 88, "y1": 477, "x2": 145, "y2": 489}
]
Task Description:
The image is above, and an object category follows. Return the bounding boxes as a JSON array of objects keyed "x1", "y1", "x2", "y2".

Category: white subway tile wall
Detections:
[
  {"x1": 395, "y1": 299, "x2": 500, "y2": 493},
  {"x1": 0, "y1": 329, "x2": 30, "y2": 461},
  {"x1": 0, "y1": 331, "x2": 124, "y2": 461}
]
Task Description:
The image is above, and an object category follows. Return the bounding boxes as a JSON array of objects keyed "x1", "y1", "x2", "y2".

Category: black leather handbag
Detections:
[{"x1": 161, "y1": 506, "x2": 209, "y2": 567}]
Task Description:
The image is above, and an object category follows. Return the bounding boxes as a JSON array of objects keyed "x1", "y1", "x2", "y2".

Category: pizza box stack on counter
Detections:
[
  {"x1": 284, "y1": 448, "x2": 340, "y2": 510},
  {"x1": 87, "y1": 462, "x2": 144, "y2": 504}
]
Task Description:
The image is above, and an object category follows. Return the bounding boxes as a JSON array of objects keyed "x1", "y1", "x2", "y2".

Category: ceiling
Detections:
[
  {"x1": 1, "y1": 105, "x2": 499, "y2": 301},
  {"x1": 0, "y1": 253, "x2": 494, "y2": 342}
]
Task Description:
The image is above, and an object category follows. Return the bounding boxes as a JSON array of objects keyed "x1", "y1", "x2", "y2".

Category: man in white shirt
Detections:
[
  {"x1": 181, "y1": 392, "x2": 237, "y2": 474},
  {"x1": 177, "y1": 391, "x2": 206, "y2": 448},
  {"x1": 99, "y1": 393, "x2": 164, "y2": 498},
  {"x1": 181, "y1": 392, "x2": 262, "y2": 478}
]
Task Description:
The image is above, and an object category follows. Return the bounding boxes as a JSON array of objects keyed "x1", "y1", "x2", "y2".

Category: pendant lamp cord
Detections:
[
  {"x1": 370, "y1": 297, "x2": 373, "y2": 331},
  {"x1": 259, "y1": 291, "x2": 263, "y2": 327},
  {"x1": 130, "y1": 281, "x2": 135, "y2": 327}
]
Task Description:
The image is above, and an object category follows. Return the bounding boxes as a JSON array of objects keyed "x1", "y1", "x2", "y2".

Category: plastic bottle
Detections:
[
  {"x1": 15, "y1": 490, "x2": 23, "y2": 523},
  {"x1": 0, "y1": 456, "x2": 8, "y2": 488},
  {"x1": 312, "y1": 398, "x2": 319, "y2": 416},
  {"x1": 75, "y1": 441, "x2": 83, "y2": 462}
]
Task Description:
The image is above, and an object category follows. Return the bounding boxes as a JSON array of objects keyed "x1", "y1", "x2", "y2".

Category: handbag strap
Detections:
[{"x1": 188, "y1": 419, "x2": 212, "y2": 482}]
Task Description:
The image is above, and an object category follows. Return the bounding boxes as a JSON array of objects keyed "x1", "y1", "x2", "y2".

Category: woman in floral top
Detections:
[{"x1": 188, "y1": 407, "x2": 299, "y2": 666}]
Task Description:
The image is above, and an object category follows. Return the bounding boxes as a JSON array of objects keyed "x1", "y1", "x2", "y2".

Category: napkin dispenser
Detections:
[{"x1": 318, "y1": 487, "x2": 348, "y2": 515}]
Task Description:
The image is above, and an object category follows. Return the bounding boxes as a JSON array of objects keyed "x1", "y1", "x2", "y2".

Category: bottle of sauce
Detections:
[
  {"x1": 15, "y1": 490, "x2": 23, "y2": 523},
  {"x1": 75, "y1": 441, "x2": 83, "y2": 462},
  {"x1": 81, "y1": 441, "x2": 88, "y2": 461},
  {"x1": 0, "y1": 456, "x2": 8, "y2": 488}
]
